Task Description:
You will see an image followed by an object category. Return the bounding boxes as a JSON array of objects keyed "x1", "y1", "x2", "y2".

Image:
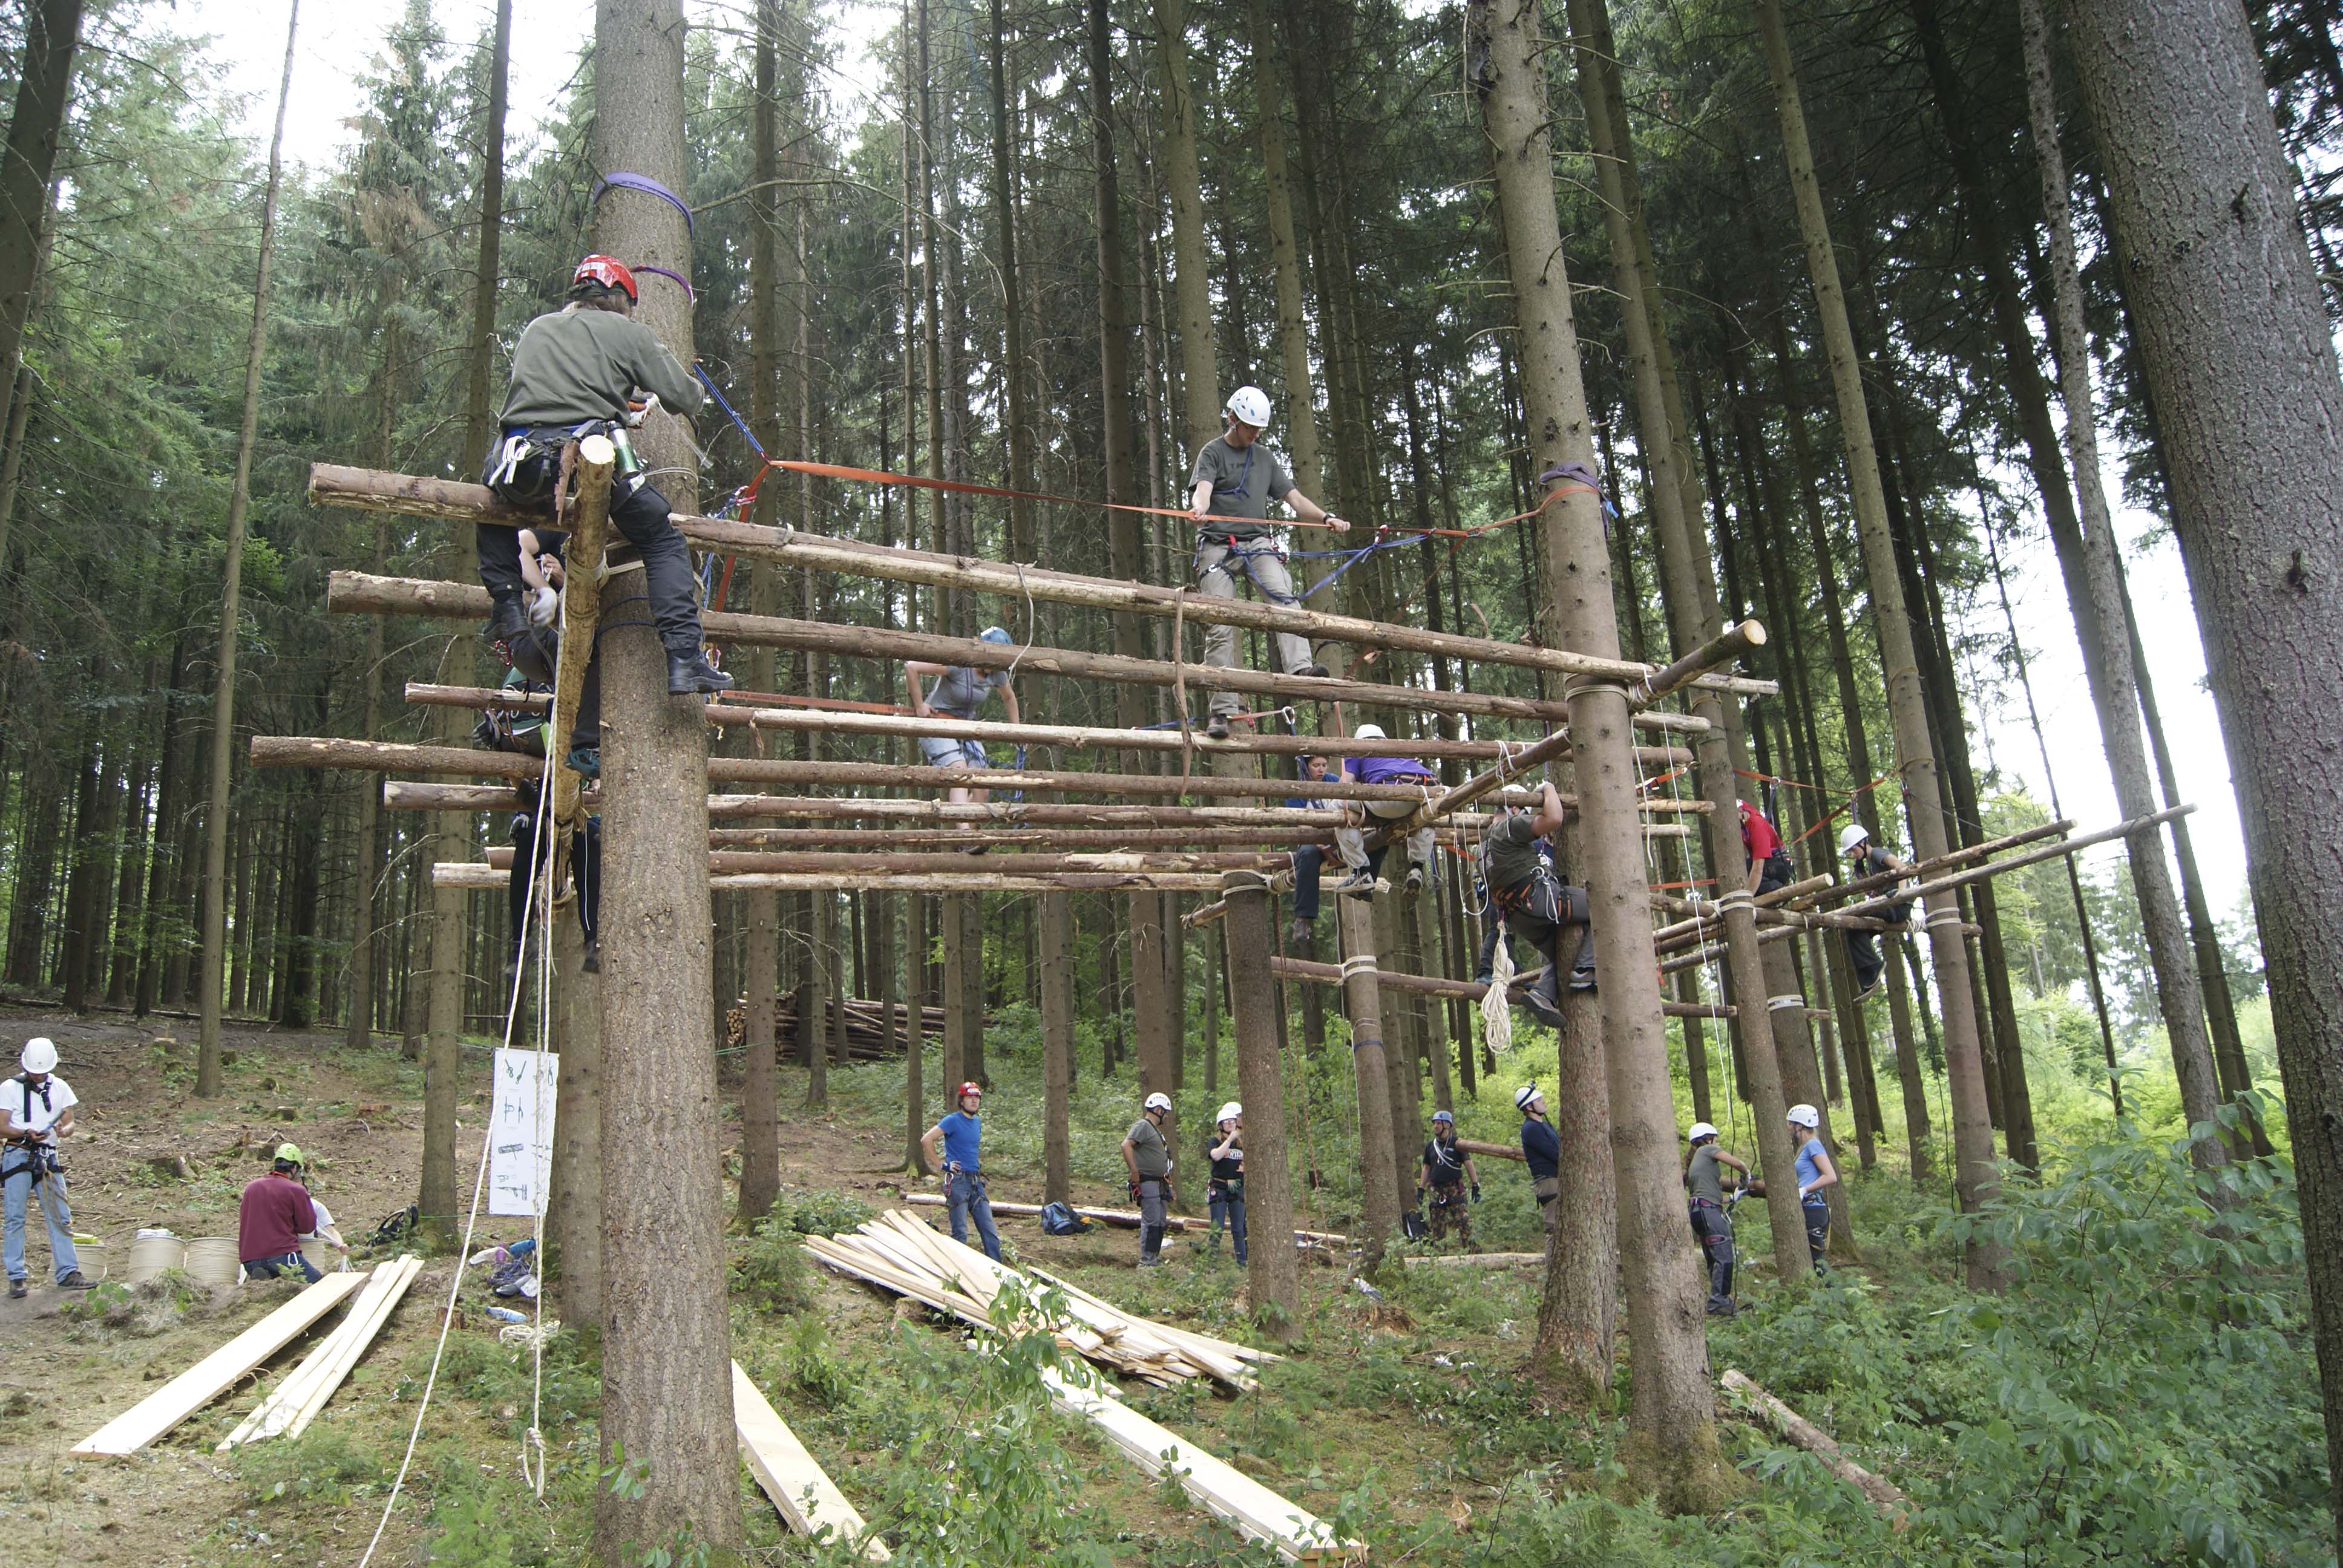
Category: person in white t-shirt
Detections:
[{"x1": 2, "y1": 1038, "x2": 91, "y2": 1298}]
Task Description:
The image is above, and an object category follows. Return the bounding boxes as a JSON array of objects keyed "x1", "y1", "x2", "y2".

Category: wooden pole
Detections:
[
  {"x1": 1333, "y1": 892, "x2": 1400, "y2": 1272},
  {"x1": 1222, "y1": 871, "x2": 1299, "y2": 1332},
  {"x1": 435, "y1": 864, "x2": 1232, "y2": 893}
]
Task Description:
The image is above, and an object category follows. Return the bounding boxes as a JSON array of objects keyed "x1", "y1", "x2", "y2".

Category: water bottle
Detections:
[{"x1": 485, "y1": 1305, "x2": 527, "y2": 1324}]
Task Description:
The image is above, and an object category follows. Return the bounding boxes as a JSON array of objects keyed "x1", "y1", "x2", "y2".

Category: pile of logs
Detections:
[
  {"x1": 723, "y1": 994, "x2": 945, "y2": 1060},
  {"x1": 804, "y1": 1209, "x2": 1276, "y2": 1391}
]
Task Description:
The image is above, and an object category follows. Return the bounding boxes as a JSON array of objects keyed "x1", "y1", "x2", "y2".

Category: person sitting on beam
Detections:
[
  {"x1": 1838, "y1": 822, "x2": 1913, "y2": 1001},
  {"x1": 1481, "y1": 781, "x2": 1595, "y2": 1027},
  {"x1": 1284, "y1": 753, "x2": 1334, "y2": 947},
  {"x1": 1186, "y1": 384, "x2": 1349, "y2": 740},
  {"x1": 477, "y1": 253, "x2": 731, "y2": 697},
  {"x1": 906, "y1": 631, "x2": 1021, "y2": 807},
  {"x1": 1331, "y1": 725, "x2": 1440, "y2": 896}
]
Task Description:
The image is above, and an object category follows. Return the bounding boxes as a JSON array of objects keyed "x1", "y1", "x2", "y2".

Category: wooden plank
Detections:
[
  {"x1": 732, "y1": 1362, "x2": 891, "y2": 1561},
  {"x1": 218, "y1": 1255, "x2": 422, "y2": 1448},
  {"x1": 1043, "y1": 1369, "x2": 1363, "y2": 1564},
  {"x1": 283, "y1": 1255, "x2": 422, "y2": 1438},
  {"x1": 70, "y1": 1272, "x2": 369, "y2": 1455}
]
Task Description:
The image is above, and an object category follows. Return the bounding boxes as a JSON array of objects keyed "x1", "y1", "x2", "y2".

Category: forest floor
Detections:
[{"x1": 1, "y1": 1002, "x2": 2320, "y2": 1568}]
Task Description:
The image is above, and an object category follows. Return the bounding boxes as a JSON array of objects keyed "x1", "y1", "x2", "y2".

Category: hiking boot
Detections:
[
  {"x1": 1334, "y1": 867, "x2": 1377, "y2": 898},
  {"x1": 1568, "y1": 964, "x2": 1598, "y2": 993},
  {"x1": 1852, "y1": 978, "x2": 1884, "y2": 1002},
  {"x1": 56, "y1": 1271, "x2": 93, "y2": 1290},
  {"x1": 1294, "y1": 661, "x2": 1331, "y2": 679},
  {"x1": 482, "y1": 594, "x2": 528, "y2": 647},
  {"x1": 580, "y1": 939, "x2": 600, "y2": 975},
  {"x1": 667, "y1": 651, "x2": 735, "y2": 696},
  {"x1": 7, "y1": 1279, "x2": 24, "y2": 1300},
  {"x1": 1286, "y1": 918, "x2": 1313, "y2": 947},
  {"x1": 1523, "y1": 975, "x2": 1564, "y2": 1028},
  {"x1": 1205, "y1": 713, "x2": 1231, "y2": 740}
]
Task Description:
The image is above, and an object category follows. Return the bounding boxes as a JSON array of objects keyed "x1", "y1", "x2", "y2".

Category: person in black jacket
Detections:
[
  {"x1": 1516, "y1": 1084, "x2": 1561, "y2": 1233},
  {"x1": 1417, "y1": 1109, "x2": 1480, "y2": 1248},
  {"x1": 1838, "y1": 823, "x2": 1914, "y2": 1000}
]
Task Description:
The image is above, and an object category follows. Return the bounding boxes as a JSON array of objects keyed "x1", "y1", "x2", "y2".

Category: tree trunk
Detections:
[
  {"x1": 1131, "y1": 891, "x2": 1173, "y2": 1096},
  {"x1": 805, "y1": 895, "x2": 831, "y2": 1106},
  {"x1": 197, "y1": 2, "x2": 297, "y2": 1096},
  {"x1": 1042, "y1": 891, "x2": 1073, "y2": 1204},
  {"x1": 589, "y1": 1, "x2": 739, "y2": 1553},
  {"x1": 1149, "y1": 0, "x2": 1219, "y2": 457},
  {"x1": 988, "y1": 0, "x2": 1037, "y2": 565},
  {"x1": 58, "y1": 737, "x2": 105, "y2": 1013},
  {"x1": 941, "y1": 893, "x2": 967, "y2": 1091},
  {"x1": 958, "y1": 892, "x2": 985, "y2": 1085},
  {"x1": 0, "y1": 0, "x2": 80, "y2": 440},
  {"x1": 906, "y1": 897, "x2": 929, "y2": 1171},
  {"x1": 1471, "y1": 0, "x2": 1729, "y2": 1506},
  {"x1": 1752, "y1": 0, "x2": 2000, "y2": 1284},
  {"x1": 346, "y1": 315, "x2": 399, "y2": 1051},
  {"x1": 548, "y1": 910, "x2": 602, "y2": 1327},
  {"x1": 1333, "y1": 890, "x2": 1400, "y2": 1272},
  {"x1": 1246, "y1": 0, "x2": 1322, "y2": 498},
  {"x1": 1225, "y1": 874, "x2": 1299, "y2": 1332}
]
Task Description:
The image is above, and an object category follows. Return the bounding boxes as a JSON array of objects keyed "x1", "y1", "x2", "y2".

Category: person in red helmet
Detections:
[
  {"x1": 919, "y1": 1082, "x2": 1001, "y2": 1261},
  {"x1": 477, "y1": 255, "x2": 731, "y2": 696}
]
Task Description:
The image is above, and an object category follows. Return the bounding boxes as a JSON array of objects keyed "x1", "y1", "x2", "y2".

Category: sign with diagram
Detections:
[{"x1": 487, "y1": 1047, "x2": 559, "y2": 1218}]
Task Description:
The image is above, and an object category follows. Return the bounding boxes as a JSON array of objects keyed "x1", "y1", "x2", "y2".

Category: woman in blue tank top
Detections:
[{"x1": 1788, "y1": 1103, "x2": 1837, "y2": 1275}]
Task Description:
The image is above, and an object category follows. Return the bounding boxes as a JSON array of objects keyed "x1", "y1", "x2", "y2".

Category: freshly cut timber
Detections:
[
  {"x1": 900, "y1": 1188, "x2": 1349, "y2": 1245},
  {"x1": 71, "y1": 1273, "x2": 369, "y2": 1455},
  {"x1": 732, "y1": 1362, "x2": 891, "y2": 1561},
  {"x1": 217, "y1": 1255, "x2": 422, "y2": 1448}
]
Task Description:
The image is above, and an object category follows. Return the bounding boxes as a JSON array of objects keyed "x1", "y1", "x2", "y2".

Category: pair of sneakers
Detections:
[{"x1": 8, "y1": 1271, "x2": 93, "y2": 1299}]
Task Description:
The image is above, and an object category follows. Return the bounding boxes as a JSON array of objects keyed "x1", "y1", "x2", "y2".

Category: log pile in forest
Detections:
[{"x1": 723, "y1": 993, "x2": 945, "y2": 1059}]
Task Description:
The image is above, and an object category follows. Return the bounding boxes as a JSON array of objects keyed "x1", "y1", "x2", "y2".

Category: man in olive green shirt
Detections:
[{"x1": 1121, "y1": 1092, "x2": 1178, "y2": 1268}]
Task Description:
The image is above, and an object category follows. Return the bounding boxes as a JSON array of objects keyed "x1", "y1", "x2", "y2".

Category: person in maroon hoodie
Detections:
[{"x1": 239, "y1": 1144, "x2": 322, "y2": 1283}]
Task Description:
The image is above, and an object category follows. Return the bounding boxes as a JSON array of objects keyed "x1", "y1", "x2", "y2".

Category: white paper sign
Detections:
[{"x1": 487, "y1": 1048, "x2": 559, "y2": 1218}]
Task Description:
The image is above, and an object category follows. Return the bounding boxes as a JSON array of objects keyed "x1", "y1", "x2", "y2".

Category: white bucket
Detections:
[
  {"x1": 299, "y1": 1236, "x2": 344, "y2": 1275},
  {"x1": 183, "y1": 1235, "x2": 241, "y2": 1289},
  {"x1": 126, "y1": 1235, "x2": 186, "y2": 1285}
]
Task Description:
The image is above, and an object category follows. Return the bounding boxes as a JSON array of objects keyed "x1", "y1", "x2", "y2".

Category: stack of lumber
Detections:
[
  {"x1": 802, "y1": 1209, "x2": 1277, "y2": 1390},
  {"x1": 732, "y1": 1361, "x2": 892, "y2": 1561},
  {"x1": 1043, "y1": 1368, "x2": 1364, "y2": 1564},
  {"x1": 218, "y1": 1255, "x2": 423, "y2": 1448},
  {"x1": 901, "y1": 1189, "x2": 1351, "y2": 1246},
  {"x1": 724, "y1": 995, "x2": 944, "y2": 1060},
  {"x1": 71, "y1": 1272, "x2": 370, "y2": 1456}
]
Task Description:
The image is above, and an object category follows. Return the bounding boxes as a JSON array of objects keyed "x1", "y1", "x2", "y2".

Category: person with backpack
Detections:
[
  {"x1": 477, "y1": 254, "x2": 730, "y2": 697},
  {"x1": 905, "y1": 635, "x2": 1023, "y2": 807},
  {"x1": 920, "y1": 1082, "x2": 1001, "y2": 1263},
  {"x1": 2, "y1": 1038, "x2": 91, "y2": 1298},
  {"x1": 1205, "y1": 1102, "x2": 1247, "y2": 1265},
  {"x1": 1418, "y1": 1109, "x2": 1480, "y2": 1248},
  {"x1": 239, "y1": 1144, "x2": 324, "y2": 1284},
  {"x1": 1481, "y1": 782, "x2": 1596, "y2": 1026},
  {"x1": 1838, "y1": 824, "x2": 1915, "y2": 1000},
  {"x1": 1683, "y1": 1121, "x2": 1750, "y2": 1315},
  {"x1": 1788, "y1": 1103, "x2": 1838, "y2": 1274},
  {"x1": 1121, "y1": 1092, "x2": 1178, "y2": 1268},
  {"x1": 1185, "y1": 385, "x2": 1349, "y2": 739},
  {"x1": 1516, "y1": 1085, "x2": 1562, "y2": 1235}
]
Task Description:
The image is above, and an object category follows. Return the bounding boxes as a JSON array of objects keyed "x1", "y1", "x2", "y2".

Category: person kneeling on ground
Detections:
[
  {"x1": 1122, "y1": 1092, "x2": 1178, "y2": 1269},
  {"x1": 1481, "y1": 782, "x2": 1595, "y2": 1026},
  {"x1": 1205, "y1": 1102, "x2": 1247, "y2": 1265},
  {"x1": 2, "y1": 1037, "x2": 91, "y2": 1298},
  {"x1": 477, "y1": 253, "x2": 731, "y2": 697},
  {"x1": 1838, "y1": 824, "x2": 1913, "y2": 1001},
  {"x1": 1517, "y1": 1085, "x2": 1561, "y2": 1235},
  {"x1": 1187, "y1": 384, "x2": 1348, "y2": 740},
  {"x1": 1418, "y1": 1109, "x2": 1479, "y2": 1249},
  {"x1": 240, "y1": 1144, "x2": 324, "y2": 1284},
  {"x1": 1683, "y1": 1121, "x2": 1749, "y2": 1315},
  {"x1": 920, "y1": 1082, "x2": 1001, "y2": 1263},
  {"x1": 1331, "y1": 725, "x2": 1440, "y2": 896},
  {"x1": 1789, "y1": 1103, "x2": 1837, "y2": 1274}
]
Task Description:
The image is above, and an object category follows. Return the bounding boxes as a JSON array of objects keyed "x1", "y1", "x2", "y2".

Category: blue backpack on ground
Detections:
[{"x1": 1040, "y1": 1201, "x2": 1090, "y2": 1236}]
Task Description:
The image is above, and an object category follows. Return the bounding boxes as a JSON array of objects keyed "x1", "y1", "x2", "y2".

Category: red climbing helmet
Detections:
[
  {"x1": 958, "y1": 1082, "x2": 982, "y2": 1100},
  {"x1": 572, "y1": 254, "x2": 638, "y2": 302}
]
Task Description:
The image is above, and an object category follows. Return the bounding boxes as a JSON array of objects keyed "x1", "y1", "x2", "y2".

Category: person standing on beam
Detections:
[
  {"x1": 905, "y1": 630, "x2": 1022, "y2": 808},
  {"x1": 1187, "y1": 385, "x2": 1349, "y2": 739},
  {"x1": 1838, "y1": 823, "x2": 1913, "y2": 1001},
  {"x1": 477, "y1": 255, "x2": 731, "y2": 697}
]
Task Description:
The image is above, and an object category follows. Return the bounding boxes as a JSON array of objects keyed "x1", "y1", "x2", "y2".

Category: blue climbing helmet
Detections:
[
  {"x1": 1432, "y1": 1109, "x2": 1455, "y2": 1125},
  {"x1": 979, "y1": 626, "x2": 1014, "y2": 646}
]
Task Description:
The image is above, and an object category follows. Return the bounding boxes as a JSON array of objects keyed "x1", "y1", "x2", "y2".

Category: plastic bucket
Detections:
[
  {"x1": 126, "y1": 1235, "x2": 186, "y2": 1285},
  {"x1": 182, "y1": 1235, "x2": 241, "y2": 1289},
  {"x1": 300, "y1": 1236, "x2": 344, "y2": 1275}
]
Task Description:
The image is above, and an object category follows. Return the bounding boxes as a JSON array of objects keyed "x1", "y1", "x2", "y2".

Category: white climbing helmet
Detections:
[
  {"x1": 1224, "y1": 385, "x2": 1273, "y2": 429},
  {"x1": 1216, "y1": 1101, "x2": 1242, "y2": 1125},
  {"x1": 19, "y1": 1037, "x2": 56, "y2": 1074},
  {"x1": 1787, "y1": 1103, "x2": 1821, "y2": 1129},
  {"x1": 1838, "y1": 823, "x2": 1872, "y2": 856},
  {"x1": 1514, "y1": 1084, "x2": 1542, "y2": 1111},
  {"x1": 1686, "y1": 1121, "x2": 1718, "y2": 1143},
  {"x1": 1354, "y1": 724, "x2": 1386, "y2": 740},
  {"x1": 1145, "y1": 1091, "x2": 1173, "y2": 1112}
]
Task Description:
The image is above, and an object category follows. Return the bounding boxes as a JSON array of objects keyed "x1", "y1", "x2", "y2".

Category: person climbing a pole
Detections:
[
  {"x1": 1418, "y1": 1109, "x2": 1480, "y2": 1249},
  {"x1": 1683, "y1": 1120, "x2": 1749, "y2": 1315},
  {"x1": 477, "y1": 253, "x2": 732, "y2": 697},
  {"x1": 920, "y1": 1083, "x2": 1001, "y2": 1263},
  {"x1": 1472, "y1": 805, "x2": 1548, "y2": 984},
  {"x1": 1516, "y1": 1085, "x2": 1561, "y2": 1235},
  {"x1": 1738, "y1": 799, "x2": 1795, "y2": 895},
  {"x1": 1481, "y1": 780, "x2": 1595, "y2": 1026},
  {"x1": 906, "y1": 632, "x2": 1022, "y2": 809},
  {"x1": 1331, "y1": 725, "x2": 1441, "y2": 895},
  {"x1": 2, "y1": 1039, "x2": 90, "y2": 1298},
  {"x1": 1121, "y1": 1091, "x2": 1177, "y2": 1268},
  {"x1": 1205, "y1": 1102, "x2": 1246, "y2": 1266},
  {"x1": 1788, "y1": 1103, "x2": 1837, "y2": 1274},
  {"x1": 1187, "y1": 385, "x2": 1349, "y2": 740},
  {"x1": 505, "y1": 777, "x2": 601, "y2": 985},
  {"x1": 1838, "y1": 823, "x2": 1913, "y2": 1001}
]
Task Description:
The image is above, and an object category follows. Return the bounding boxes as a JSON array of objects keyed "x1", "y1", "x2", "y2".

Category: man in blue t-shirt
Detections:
[{"x1": 920, "y1": 1082, "x2": 1001, "y2": 1262}]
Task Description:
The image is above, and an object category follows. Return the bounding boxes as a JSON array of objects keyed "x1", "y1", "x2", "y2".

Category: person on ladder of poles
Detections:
[
  {"x1": 1187, "y1": 385, "x2": 1348, "y2": 739},
  {"x1": 905, "y1": 634, "x2": 1022, "y2": 823},
  {"x1": 1331, "y1": 725, "x2": 1440, "y2": 896},
  {"x1": 1283, "y1": 753, "x2": 1336, "y2": 947},
  {"x1": 1838, "y1": 823, "x2": 1913, "y2": 1001},
  {"x1": 476, "y1": 253, "x2": 732, "y2": 697},
  {"x1": 1480, "y1": 782, "x2": 1596, "y2": 1027},
  {"x1": 1738, "y1": 797, "x2": 1795, "y2": 895}
]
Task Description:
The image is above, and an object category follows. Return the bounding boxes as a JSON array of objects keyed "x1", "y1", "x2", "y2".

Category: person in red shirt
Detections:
[
  {"x1": 1738, "y1": 800, "x2": 1794, "y2": 895},
  {"x1": 238, "y1": 1144, "x2": 322, "y2": 1283}
]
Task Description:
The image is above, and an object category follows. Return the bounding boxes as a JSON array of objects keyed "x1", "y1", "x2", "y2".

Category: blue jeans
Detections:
[
  {"x1": 1207, "y1": 1180, "x2": 1247, "y2": 1264},
  {"x1": 2, "y1": 1164, "x2": 77, "y2": 1283},
  {"x1": 947, "y1": 1172, "x2": 1001, "y2": 1263},
  {"x1": 244, "y1": 1250, "x2": 324, "y2": 1284},
  {"x1": 1290, "y1": 845, "x2": 1325, "y2": 922}
]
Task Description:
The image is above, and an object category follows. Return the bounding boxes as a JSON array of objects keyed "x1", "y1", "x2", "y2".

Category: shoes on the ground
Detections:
[
  {"x1": 56, "y1": 1271, "x2": 93, "y2": 1290},
  {"x1": 7, "y1": 1279, "x2": 24, "y2": 1299},
  {"x1": 1294, "y1": 662, "x2": 1331, "y2": 679},
  {"x1": 667, "y1": 651, "x2": 735, "y2": 695},
  {"x1": 1706, "y1": 1300, "x2": 1738, "y2": 1318},
  {"x1": 580, "y1": 939, "x2": 600, "y2": 975},
  {"x1": 1205, "y1": 714, "x2": 1231, "y2": 740},
  {"x1": 1286, "y1": 918, "x2": 1313, "y2": 947},
  {"x1": 482, "y1": 595, "x2": 528, "y2": 647},
  {"x1": 1334, "y1": 868, "x2": 1376, "y2": 898},
  {"x1": 1139, "y1": 1256, "x2": 1165, "y2": 1269}
]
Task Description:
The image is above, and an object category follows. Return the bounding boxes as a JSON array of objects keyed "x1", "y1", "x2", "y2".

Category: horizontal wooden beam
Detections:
[
  {"x1": 1826, "y1": 805, "x2": 2194, "y2": 922},
  {"x1": 436, "y1": 863, "x2": 1234, "y2": 893},
  {"x1": 485, "y1": 844, "x2": 1285, "y2": 874},
  {"x1": 1266, "y1": 954, "x2": 1730, "y2": 1018},
  {"x1": 1789, "y1": 815, "x2": 2079, "y2": 907},
  {"x1": 309, "y1": 460, "x2": 1772, "y2": 701},
  {"x1": 328, "y1": 570, "x2": 1708, "y2": 736}
]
